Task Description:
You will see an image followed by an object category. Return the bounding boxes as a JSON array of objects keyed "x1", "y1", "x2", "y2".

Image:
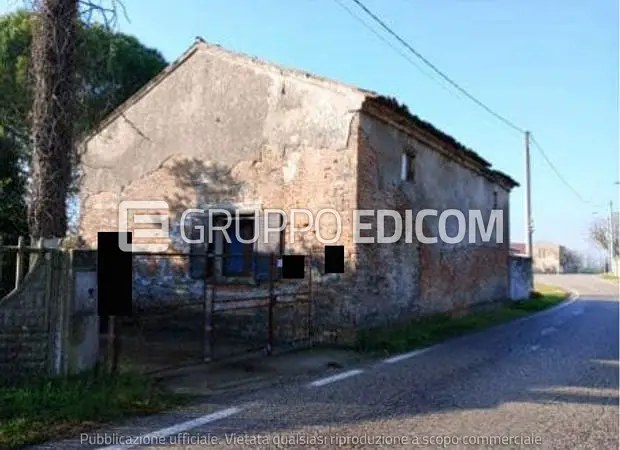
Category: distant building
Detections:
[
  {"x1": 510, "y1": 243, "x2": 526, "y2": 256},
  {"x1": 510, "y1": 241, "x2": 579, "y2": 273}
]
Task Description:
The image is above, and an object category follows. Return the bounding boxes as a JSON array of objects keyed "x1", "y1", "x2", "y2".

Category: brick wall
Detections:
[{"x1": 354, "y1": 109, "x2": 511, "y2": 322}]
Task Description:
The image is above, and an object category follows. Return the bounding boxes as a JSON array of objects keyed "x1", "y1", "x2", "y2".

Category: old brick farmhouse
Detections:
[{"x1": 78, "y1": 37, "x2": 519, "y2": 338}]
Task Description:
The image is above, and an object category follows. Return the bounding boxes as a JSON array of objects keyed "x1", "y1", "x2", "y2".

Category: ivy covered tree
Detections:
[{"x1": 0, "y1": 8, "x2": 167, "y2": 238}]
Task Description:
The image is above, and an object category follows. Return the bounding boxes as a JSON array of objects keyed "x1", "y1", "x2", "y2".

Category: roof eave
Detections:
[
  {"x1": 488, "y1": 169, "x2": 520, "y2": 190},
  {"x1": 361, "y1": 96, "x2": 519, "y2": 191}
]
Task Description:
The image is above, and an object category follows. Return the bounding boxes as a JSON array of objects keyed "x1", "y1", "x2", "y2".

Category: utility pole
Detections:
[{"x1": 524, "y1": 131, "x2": 533, "y2": 258}]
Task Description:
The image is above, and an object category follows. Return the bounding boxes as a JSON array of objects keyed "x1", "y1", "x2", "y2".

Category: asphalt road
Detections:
[{"x1": 38, "y1": 274, "x2": 619, "y2": 450}]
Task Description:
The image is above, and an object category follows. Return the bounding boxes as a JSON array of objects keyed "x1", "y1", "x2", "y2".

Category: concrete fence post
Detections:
[
  {"x1": 40, "y1": 238, "x2": 65, "y2": 375},
  {"x1": 14, "y1": 236, "x2": 25, "y2": 289},
  {"x1": 61, "y1": 249, "x2": 74, "y2": 375},
  {"x1": 29, "y1": 237, "x2": 45, "y2": 269},
  {"x1": 53, "y1": 251, "x2": 64, "y2": 375},
  {"x1": 64, "y1": 250, "x2": 99, "y2": 375}
]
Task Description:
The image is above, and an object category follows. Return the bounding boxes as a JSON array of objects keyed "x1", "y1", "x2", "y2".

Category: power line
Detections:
[
  {"x1": 330, "y1": 0, "x2": 457, "y2": 97},
  {"x1": 340, "y1": 0, "x2": 595, "y2": 207},
  {"x1": 347, "y1": 0, "x2": 525, "y2": 134},
  {"x1": 529, "y1": 134, "x2": 591, "y2": 204}
]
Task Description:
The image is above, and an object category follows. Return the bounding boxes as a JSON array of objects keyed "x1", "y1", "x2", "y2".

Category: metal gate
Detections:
[{"x1": 116, "y1": 251, "x2": 317, "y2": 374}]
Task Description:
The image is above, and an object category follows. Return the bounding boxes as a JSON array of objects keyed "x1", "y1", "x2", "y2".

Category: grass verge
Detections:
[
  {"x1": 601, "y1": 273, "x2": 620, "y2": 282},
  {"x1": 356, "y1": 283, "x2": 569, "y2": 355},
  {"x1": 0, "y1": 371, "x2": 189, "y2": 449}
]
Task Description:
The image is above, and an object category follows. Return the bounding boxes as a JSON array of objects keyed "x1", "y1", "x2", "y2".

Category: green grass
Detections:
[
  {"x1": 0, "y1": 372, "x2": 189, "y2": 449},
  {"x1": 601, "y1": 273, "x2": 620, "y2": 282},
  {"x1": 356, "y1": 283, "x2": 569, "y2": 355}
]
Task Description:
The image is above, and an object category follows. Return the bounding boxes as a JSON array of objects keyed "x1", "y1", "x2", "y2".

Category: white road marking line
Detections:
[
  {"x1": 96, "y1": 407, "x2": 242, "y2": 450},
  {"x1": 382, "y1": 290, "x2": 581, "y2": 365},
  {"x1": 308, "y1": 369, "x2": 364, "y2": 387},
  {"x1": 540, "y1": 326, "x2": 557, "y2": 336},
  {"x1": 511, "y1": 289, "x2": 580, "y2": 326},
  {"x1": 383, "y1": 347, "x2": 434, "y2": 364},
  {"x1": 572, "y1": 309, "x2": 583, "y2": 316},
  {"x1": 95, "y1": 287, "x2": 583, "y2": 450}
]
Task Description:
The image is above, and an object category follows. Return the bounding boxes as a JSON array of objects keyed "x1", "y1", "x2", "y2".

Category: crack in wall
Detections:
[{"x1": 120, "y1": 112, "x2": 150, "y2": 142}]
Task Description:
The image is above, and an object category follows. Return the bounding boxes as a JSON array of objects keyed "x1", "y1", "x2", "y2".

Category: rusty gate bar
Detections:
[
  {"x1": 202, "y1": 253, "x2": 212, "y2": 362},
  {"x1": 209, "y1": 282, "x2": 216, "y2": 358},
  {"x1": 112, "y1": 249, "x2": 321, "y2": 370},
  {"x1": 308, "y1": 253, "x2": 314, "y2": 342},
  {"x1": 267, "y1": 252, "x2": 276, "y2": 355}
]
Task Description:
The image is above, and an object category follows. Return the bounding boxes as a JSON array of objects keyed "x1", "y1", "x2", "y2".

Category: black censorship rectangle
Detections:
[
  {"x1": 325, "y1": 245, "x2": 345, "y2": 274},
  {"x1": 282, "y1": 255, "x2": 305, "y2": 279},
  {"x1": 97, "y1": 232, "x2": 132, "y2": 317}
]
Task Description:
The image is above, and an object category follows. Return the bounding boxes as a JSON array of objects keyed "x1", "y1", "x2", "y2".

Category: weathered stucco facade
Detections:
[{"x1": 79, "y1": 38, "x2": 518, "y2": 340}]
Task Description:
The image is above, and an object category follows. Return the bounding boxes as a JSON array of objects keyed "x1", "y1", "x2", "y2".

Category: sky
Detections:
[{"x1": 2, "y1": 0, "x2": 618, "y2": 258}]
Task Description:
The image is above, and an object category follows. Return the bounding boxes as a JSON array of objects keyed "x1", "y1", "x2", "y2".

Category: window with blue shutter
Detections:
[
  {"x1": 254, "y1": 212, "x2": 283, "y2": 282},
  {"x1": 222, "y1": 217, "x2": 255, "y2": 277}
]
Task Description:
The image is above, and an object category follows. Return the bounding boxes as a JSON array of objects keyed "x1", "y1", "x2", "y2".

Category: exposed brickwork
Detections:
[
  {"x1": 349, "y1": 125, "x2": 421, "y2": 328},
  {"x1": 419, "y1": 245, "x2": 509, "y2": 315},
  {"x1": 78, "y1": 191, "x2": 120, "y2": 246},
  {"x1": 353, "y1": 111, "x2": 512, "y2": 327}
]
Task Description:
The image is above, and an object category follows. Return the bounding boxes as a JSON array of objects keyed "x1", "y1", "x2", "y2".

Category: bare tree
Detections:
[{"x1": 589, "y1": 212, "x2": 619, "y2": 258}]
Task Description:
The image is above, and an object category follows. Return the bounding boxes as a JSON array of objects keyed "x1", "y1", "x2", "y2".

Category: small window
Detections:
[
  {"x1": 493, "y1": 191, "x2": 498, "y2": 209},
  {"x1": 209, "y1": 215, "x2": 256, "y2": 278},
  {"x1": 401, "y1": 153, "x2": 416, "y2": 182}
]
